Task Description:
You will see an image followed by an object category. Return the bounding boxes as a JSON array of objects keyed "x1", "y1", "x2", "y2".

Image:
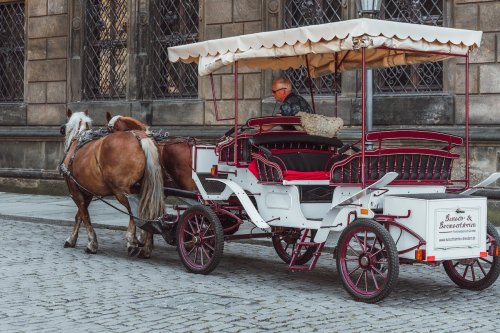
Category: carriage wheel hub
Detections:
[
  {"x1": 192, "y1": 235, "x2": 202, "y2": 245},
  {"x1": 360, "y1": 255, "x2": 370, "y2": 268}
]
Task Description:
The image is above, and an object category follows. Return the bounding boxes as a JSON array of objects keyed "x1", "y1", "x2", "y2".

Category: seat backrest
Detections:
[{"x1": 330, "y1": 147, "x2": 459, "y2": 185}]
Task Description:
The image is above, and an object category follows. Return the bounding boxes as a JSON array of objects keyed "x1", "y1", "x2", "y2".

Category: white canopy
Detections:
[{"x1": 168, "y1": 18, "x2": 482, "y2": 77}]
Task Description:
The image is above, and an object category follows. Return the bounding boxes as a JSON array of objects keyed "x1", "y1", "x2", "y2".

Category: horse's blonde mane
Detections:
[
  {"x1": 65, "y1": 112, "x2": 92, "y2": 150},
  {"x1": 108, "y1": 115, "x2": 121, "y2": 128}
]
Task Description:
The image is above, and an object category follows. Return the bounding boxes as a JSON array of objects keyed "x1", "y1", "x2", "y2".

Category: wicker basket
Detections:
[{"x1": 298, "y1": 112, "x2": 343, "y2": 138}]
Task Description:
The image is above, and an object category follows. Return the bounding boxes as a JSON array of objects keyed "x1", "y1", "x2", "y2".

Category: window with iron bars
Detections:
[
  {"x1": 0, "y1": 2, "x2": 24, "y2": 102},
  {"x1": 150, "y1": 0, "x2": 199, "y2": 99},
  {"x1": 283, "y1": 0, "x2": 343, "y2": 95},
  {"x1": 375, "y1": 0, "x2": 444, "y2": 94},
  {"x1": 83, "y1": 0, "x2": 127, "y2": 100}
]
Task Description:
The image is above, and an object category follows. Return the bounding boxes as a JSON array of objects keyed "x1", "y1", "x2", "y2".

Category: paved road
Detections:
[{"x1": 1, "y1": 217, "x2": 499, "y2": 332}]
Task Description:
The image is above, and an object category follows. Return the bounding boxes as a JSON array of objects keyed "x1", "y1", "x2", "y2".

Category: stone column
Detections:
[{"x1": 26, "y1": 0, "x2": 69, "y2": 126}]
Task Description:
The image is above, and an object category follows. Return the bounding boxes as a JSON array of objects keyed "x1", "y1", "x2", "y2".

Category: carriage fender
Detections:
[
  {"x1": 314, "y1": 172, "x2": 399, "y2": 243},
  {"x1": 206, "y1": 178, "x2": 270, "y2": 229}
]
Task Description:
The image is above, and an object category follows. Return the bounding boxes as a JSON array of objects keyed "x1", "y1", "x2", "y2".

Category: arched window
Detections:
[
  {"x1": 376, "y1": 0, "x2": 444, "y2": 94},
  {"x1": 150, "y1": 0, "x2": 199, "y2": 99},
  {"x1": 83, "y1": 0, "x2": 128, "y2": 100},
  {"x1": 283, "y1": 0, "x2": 343, "y2": 95},
  {"x1": 0, "y1": 2, "x2": 25, "y2": 102}
]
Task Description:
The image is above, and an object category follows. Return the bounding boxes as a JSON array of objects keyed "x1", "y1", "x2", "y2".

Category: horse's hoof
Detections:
[
  {"x1": 64, "y1": 241, "x2": 75, "y2": 248},
  {"x1": 127, "y1": 246, "x2": 140, "y2": 257},
  {"x1": 137, "y1": 249, "x2": 151, "y2": 259},
  {"x1": 85, "y1": 247, "x2": 97, "y2": 254}
]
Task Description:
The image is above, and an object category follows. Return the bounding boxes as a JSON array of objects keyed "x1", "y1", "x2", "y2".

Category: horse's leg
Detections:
[
  {"x1": 64, "y1": 189, "x2": 92, "y2": 248},
  {"x1": 138, "y1": 230, "x2": 154, "y2": 259},
  {"x1": 64, "y1": 210, "x2": 82, "y2": 248},
  {"x1": 114, "y1": 193, "x2": 143, "y2": 256},
  {"x1": 80, "y1": 199, "x2": 98, "y2": 254}
]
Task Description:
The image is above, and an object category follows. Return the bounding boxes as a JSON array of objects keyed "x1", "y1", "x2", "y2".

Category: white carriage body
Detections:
[
  {"x1": 191, "y1": 144, "x2": 490, "y2": 263},
  {"x1": 385, "y1": 194, "x2": 487, "y2": 261}
]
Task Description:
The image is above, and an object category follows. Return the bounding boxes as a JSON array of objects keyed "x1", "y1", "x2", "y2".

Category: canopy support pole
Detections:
[
  {"x1": 210, "y1": 74, "x2": 234, "y2": 121},
  {"x1": 465, "y1": 52, "x2": 470, "y2": 188},
  {"x1": 334, "y1": 53, "x2": 338, "y2": 118},
  {"x1": 305, "y1": 55, "x2": 316, "y2": 114},
  {"x1": 361, "y1": 48, "x2": 366, "y2": 188},
  {"x1": 234, "y1": 62, "x2": 239, "y2": 165}
]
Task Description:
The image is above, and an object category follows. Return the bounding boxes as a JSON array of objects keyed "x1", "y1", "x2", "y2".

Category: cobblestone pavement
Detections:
[{"x1": 1, "y1": 218, "x2": 499, "y2": 333}]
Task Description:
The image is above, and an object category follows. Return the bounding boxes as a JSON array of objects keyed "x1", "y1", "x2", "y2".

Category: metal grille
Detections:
[
  {"x1": 375, "y1": 0, "x2": 444, "y2": 94},
  {"x1": 150, "y1": 0, "x2": 199, "y2": 99},
  {"x1": 0, "y1": 2, "x2": 24, "y2": 102},
  {"x1": 83, "y1": 0, "x2": 127, "y2": 100},
  {"x1": 283, "y1": 0, "x2": 342, "y2": 95}
]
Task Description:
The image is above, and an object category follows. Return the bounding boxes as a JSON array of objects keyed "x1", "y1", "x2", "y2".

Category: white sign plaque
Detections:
[{"x1": 434, "y1": 208, "x2": 480, "y2": 249}]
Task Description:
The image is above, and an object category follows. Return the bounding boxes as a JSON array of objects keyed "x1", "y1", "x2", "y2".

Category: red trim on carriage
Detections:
[
  {"x1": 247, "y1": 116, "x2": 302, "y2": 127},
  {"x1": 247, "y1": 159, "x2": 329, "y2": 181}
]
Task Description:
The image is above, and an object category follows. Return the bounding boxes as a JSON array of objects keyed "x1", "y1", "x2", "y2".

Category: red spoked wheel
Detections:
[
  {"x1": 336, "y1": 219, "x2": 399, "y2": 303},
  {"x1": 272, "y1": 227, "x2": 317, "y2": 265},
  {"x1": 443, "y1": 222, "x2": 500, "y2": 290},
  {"x1": 177, "y1": 205, "x2": 224, "y2": 275}
]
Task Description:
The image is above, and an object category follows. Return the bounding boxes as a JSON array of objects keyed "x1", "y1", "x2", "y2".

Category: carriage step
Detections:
[
  {"x1": 297, "y1": 242, "x2": 316, "y2": 247},
  {"x1": 289, "y1": 265, "x2": 311, "y2": 271}
]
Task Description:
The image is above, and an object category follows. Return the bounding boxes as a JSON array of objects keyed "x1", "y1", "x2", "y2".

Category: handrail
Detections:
[
  {"x1": 247, "y1": 116, "x2": 302, "y2": 127},
  {"x1": 366, "y1": 130, "x2": 463, "y2": 146}
]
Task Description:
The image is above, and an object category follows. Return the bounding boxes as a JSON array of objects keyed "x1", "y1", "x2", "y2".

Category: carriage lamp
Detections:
[
  {"x1": 356, "y1": 0, "x2": 382, "y2": 17},
  {"x1": 415, "y1": 249, "x2": 425, "y2": 262},
  {"x1": 210, "y1": 165, "x2": 218, "y2": 177},
  {"x1": 488, "y1": 244, "x2": 499, "y2": 257}
]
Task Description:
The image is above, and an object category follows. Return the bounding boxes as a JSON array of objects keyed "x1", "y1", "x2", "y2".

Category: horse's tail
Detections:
[{"x1": 138, "y1": 137, "x2": 165, "y2": 221}]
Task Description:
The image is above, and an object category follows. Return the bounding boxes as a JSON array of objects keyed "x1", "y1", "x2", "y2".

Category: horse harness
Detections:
[{"x1": 58, "y1": 129, "x2": 171, "y2": 226}]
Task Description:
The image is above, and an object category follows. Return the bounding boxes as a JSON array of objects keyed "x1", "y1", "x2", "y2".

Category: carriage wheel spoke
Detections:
[
  {"x1": 462, "y1": 265, "x2": 469, "y2": 279},
  {"x1": 203, "y1": 235, "x2": 216, "y2": 240},
  {"x1": 204, "y1": 242, "x2": 215, "y2": 252},
  {"x1": 355, "y1": 269, "x2": 364, "y2": 287},
  {"x1": 479, "y1": 257, "x2": 493, "y2": 265},
  {"x1": 201, "y1": 246, "x2": 211, "y2": 263},
  {"x1": 348, "y1": 244, "x2": 361, "y2": 256},
  {"x1": 477, "y1": 260, "x2": 488, "y2": 276},
  {"x1": 200, "y1": 247, "x2": 205, "y2": 266},
  {"x1": 187, "y1": 220, "x2": 196, "y2": 234},
  {"x1": 353, "y1": 234, "x2": 366, "y2": 251},
  {"x1": 202, "y1": 224, "x2": 212, "y2": 237},
  {"x1": 371, "y1": 235, "x2": 378, "y2": 251},
  {"x1": 364, "y1": 271, "x2": 369, "y2": 292},
  {"x1": 347, "y1": 263, "x2": 362, "y2": 276},
  {"x1": 372, "y1": 265, "x2": 387, "y2": 278},
  {"x1": 371, "y1": 247, "x2": 383, "y2": 257},
  {"x1": 453, "y1": 261, "x2": 460, "y2": 268},
  {"x1": 470, "y1": 262, "x2": 476, "y2": 281},
  {"x1": 370, "y1": 270, "x2": 380, "y2": 290},
  {"x1": 194, "y1": 246, "x2": 199, "y2": 264},
  {"x1": 186, "y1": 244, "x2": 196, "y2": 259},
  {"x1": 364, "y1": 231, "x2": 368, "y2": 251}
]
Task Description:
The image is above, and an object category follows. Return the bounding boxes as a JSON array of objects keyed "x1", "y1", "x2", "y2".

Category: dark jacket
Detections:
[{"x1": 279, "y1": 92, "x2": 312, "y2": 116}]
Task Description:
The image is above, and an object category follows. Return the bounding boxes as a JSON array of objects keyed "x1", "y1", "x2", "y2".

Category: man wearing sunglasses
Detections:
[{"x1": 271, "y1": 77, "x2": 312, "y2": 116}]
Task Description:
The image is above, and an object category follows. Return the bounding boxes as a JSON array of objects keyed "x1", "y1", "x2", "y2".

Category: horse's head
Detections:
[
  {"x1": 106, "y1": 112, "x2": 147, "y2": 132},
  {"x1": 64, "y1": 109, "x2": 92, "y2": 149}
]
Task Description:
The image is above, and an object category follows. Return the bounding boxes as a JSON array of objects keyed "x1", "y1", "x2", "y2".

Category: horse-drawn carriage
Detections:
[{"x1": 62, "y1": 18, "x2": 499, "y2": 303}]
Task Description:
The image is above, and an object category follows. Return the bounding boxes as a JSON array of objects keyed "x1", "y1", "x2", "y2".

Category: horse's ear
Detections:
[
  {"x1": 84, "y1": 110, "x2": 89, "y2": 116},
  {"x1": 106, "y1": 112, "x2": 112, "y2": 122},
  {"x1": 67, "y1": 109, "x2": 72, "y2": 118}
]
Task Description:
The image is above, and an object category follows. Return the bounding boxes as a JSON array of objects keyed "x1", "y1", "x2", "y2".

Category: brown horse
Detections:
[
  {"x1": 62, "y1": 110, "x2": 164, "y2": 257},
  {"x1": 106, "y1": 112, "x2": 196, "y2": 192}
]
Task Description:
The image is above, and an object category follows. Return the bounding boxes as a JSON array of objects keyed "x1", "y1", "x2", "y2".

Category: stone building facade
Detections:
[{"x1": 0, "y1": 0, "x2": 499, "y2": 194}]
